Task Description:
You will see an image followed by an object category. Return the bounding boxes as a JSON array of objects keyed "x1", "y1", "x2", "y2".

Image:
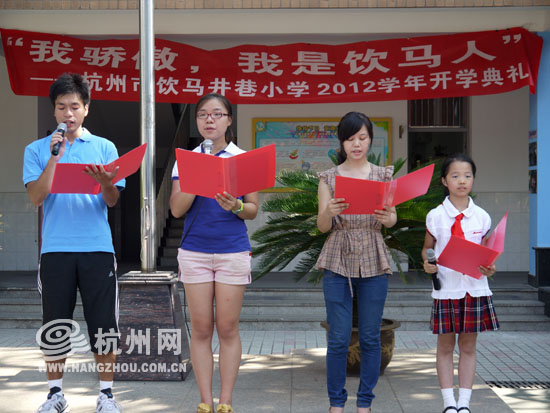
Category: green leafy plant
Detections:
[{"x1": 251, "y1": 155, "x2": 444, "y2": 284}]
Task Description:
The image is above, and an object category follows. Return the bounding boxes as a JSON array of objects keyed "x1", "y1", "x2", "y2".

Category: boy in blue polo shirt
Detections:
[{"x1": 23, "y1": 73, "x2": 124, "y2": 413}]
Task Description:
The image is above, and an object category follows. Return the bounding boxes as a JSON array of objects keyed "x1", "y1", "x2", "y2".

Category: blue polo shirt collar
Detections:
[{"x1": 76, "y1": 127, "x2": 92, "y2": 141}]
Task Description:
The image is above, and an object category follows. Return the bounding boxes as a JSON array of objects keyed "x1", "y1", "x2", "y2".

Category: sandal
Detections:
[
  {"x1": 443, "y1": 407, "x2": 458, "y2": 413},
  {"x1": 457, "y1": 408, "x2": 471, "y2": 412},
  {"x1": 197, "y1": 403, "x2": 213, "y2": 413},
  {"x1": 216, "y1": 404, "x2": 235, "y2": 413}
]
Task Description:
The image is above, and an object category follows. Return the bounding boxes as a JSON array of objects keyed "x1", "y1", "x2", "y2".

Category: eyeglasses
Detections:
[{"x1": 196, "y1": 112, "x2": 229, "y2": 120}]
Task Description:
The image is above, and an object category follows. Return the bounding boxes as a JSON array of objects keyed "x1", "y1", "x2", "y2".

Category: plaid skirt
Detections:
[{"x1": 431, "y1": 293, "x2": 499, "y2": 334}]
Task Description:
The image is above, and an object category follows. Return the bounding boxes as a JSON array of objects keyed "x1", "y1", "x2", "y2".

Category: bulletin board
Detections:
[{"x1": 252, "y1": 117, "x2": 392, "y2": 190}]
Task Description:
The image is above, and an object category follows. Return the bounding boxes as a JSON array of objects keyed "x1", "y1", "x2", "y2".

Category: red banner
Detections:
[{"x1": 0, "y1": 27, "x2": 542, "y2": 104}]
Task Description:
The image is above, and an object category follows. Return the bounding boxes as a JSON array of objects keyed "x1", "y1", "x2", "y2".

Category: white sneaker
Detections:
[
  {"x1": 96, "y1": 392, "x2": 123, "y2": 413},
  {"x1": 37, "y1": 390, "x2": 69, "y2": 412}
]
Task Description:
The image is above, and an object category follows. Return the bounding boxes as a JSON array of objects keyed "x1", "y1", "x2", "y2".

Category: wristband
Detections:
[{"x1": 232, "y1": 198, "x2": 244, "y2": 214}]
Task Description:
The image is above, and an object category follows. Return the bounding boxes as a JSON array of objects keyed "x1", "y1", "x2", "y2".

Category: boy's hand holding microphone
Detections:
[{"x1": 51, "y1": 123, "x2": 67, "y2": 157}]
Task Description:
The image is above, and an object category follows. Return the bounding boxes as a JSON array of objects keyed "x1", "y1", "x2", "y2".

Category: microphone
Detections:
[
  {"x1": 202, "y1": 139, "x2": 213, "y2": 155},
  {"x1": 426, "y1": 248, "x2": 441, "y2": 291},
  {"x1": 51, "y1": 123, "x2": 67, "y2": 156}
]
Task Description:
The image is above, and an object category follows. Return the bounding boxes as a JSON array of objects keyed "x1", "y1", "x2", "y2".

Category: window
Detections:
[{"x1": 407, "y1": 97, "x2": 468, "y2": 170}]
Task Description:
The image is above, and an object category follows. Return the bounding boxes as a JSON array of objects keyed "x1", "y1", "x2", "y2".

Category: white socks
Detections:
[
  {"x1": 442, "y1": 387, "x2": 472, "y2": 410},
  {"x1": 48, "y1": 379, "x2": 63, "y2": 393},
  {"x1": 441, "y1": 388, "x2": 456, "y2": 409},
  {"x1": 458, "y1": 388, "x2": 472, "y2": 409},
  {"x1": 99, "y1": 380, "x2": 113, "y2": 393}
]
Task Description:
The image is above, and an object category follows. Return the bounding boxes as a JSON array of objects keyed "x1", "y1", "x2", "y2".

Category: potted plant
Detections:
[{"x1": 251, "y1": 155, "x2": 444, "y2": 374}]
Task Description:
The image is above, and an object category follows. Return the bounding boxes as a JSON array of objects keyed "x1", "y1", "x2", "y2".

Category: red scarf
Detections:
[{"x1": 451, "y1": 213, "x2": 465, "y2": 239}]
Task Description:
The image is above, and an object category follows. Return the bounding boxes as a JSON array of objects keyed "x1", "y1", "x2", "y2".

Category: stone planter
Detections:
[{"x1": 321, "y1": 318, "x2": 401, "y2": 376}]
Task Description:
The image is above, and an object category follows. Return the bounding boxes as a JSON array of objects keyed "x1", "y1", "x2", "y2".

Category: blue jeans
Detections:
[{"x1": 323, "y1": 270, "x2": 388, "y2": 408}]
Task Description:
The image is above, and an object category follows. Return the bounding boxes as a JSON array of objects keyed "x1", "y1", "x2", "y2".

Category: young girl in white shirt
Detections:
[{"x1": 422, "y1": 153, "x2": 499, "y2": 413}]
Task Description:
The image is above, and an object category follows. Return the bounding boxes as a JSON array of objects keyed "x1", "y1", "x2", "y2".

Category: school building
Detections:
[{"x1": 0, "y1": 2, "x2": 549, "y2": 293}]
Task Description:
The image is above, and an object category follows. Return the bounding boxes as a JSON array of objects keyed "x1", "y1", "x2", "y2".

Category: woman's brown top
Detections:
[{"x1": 316, "y1": 163, "x2": 394, "y2": 280}]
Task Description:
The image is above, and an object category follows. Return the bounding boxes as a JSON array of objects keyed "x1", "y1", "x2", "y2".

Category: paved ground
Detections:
[
  {"x1": 1, "y1": 328, "x2": 549, "y2": 412},
  {"x1": 1, "y1": 270, "x2": 548, "y2": 411},
  {"x1": 8, "y1": 328, "x2": 549, "y2": 384}
]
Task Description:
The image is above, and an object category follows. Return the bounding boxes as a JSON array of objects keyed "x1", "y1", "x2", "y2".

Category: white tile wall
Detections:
[
  {"x1": 249, "y1": 192, "x2": 531, "y2": 274},
  {"x1": 0, "y1": 193, "x2": 39, "y2": 271},
  {"x1": 474, "y1": 192, "x2": 530, "y2": 272},
  {"x1": 0, "y1": 191, "x2": 531, "y2": 273}
]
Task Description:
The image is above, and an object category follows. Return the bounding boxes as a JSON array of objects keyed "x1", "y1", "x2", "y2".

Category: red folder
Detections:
[
  {"x1": 50, "y1": 143, "x2": 147, "y2": 194},
  {"x1": 334, "y1": 163, "x2": 434, "y2": 214},
  {"x1": 176, "y1": 144, "x2": 276, "y2": 198},
  {"x1": 437, "y1": 212, "x2": 508, "y2": 279}
]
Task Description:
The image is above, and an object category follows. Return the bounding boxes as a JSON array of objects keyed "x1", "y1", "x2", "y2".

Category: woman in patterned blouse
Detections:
[{"x1": 316, "y1": 112, "x2": 397, "y2": 413}]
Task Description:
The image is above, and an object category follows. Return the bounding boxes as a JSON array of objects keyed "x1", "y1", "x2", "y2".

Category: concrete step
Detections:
[
  {"x1": 164, "y1": 238, "x2": 181, "y2": 247},
  {"x1": 167, "y1": 228, "x2": 184, "y2": 238},
  {"x1": 4, "y1": 285, "x2": 536, "y2": 302},
  {"x1": 491, "y1": 299, "x2": 546, "y2": 314},
  {"x1": 1, "y1": 296, "x2": 544, "y2": 317},
  {"x1": 385, "y1": 313, "x2": 550, "y2": 332},
  {"x1": 0, "y1": 270, "x2": 546, "y2": 332},
  {"x1": 1, "y1": 294, "x2": 548, "y2": 331},
  {"x1": 242, "y1": 287, "x2": 540, "y2": 301},
  {"x1": 380, "y1": 299, "x2": 546, "y2": 316},
  {"x1": 169, "y1": 219, "x2": 185, "y2": 229},
  {"x1": 160, "y1": 247, "x2": 179, "y2": 257},
  {"x1": 4, "y1": 314, "x2": 549, "y2": 331},
  {"x1": 159, "y1": 257, "x2": 178, "y2": 268},
  {"x1": 494, "y1": 314, "x2": 550, "y2": 330},
  {"x1": 0, "y1": 314, "x2": 87, "y2": 329},
  {"x1": 157, "y1": 214, "x2": 184, "y2": 267},
  {"x1": 0, "y1": 284, "x2": 542, "y2": 301},
  {"x1": 492, "y1": 289, "x2": 540, "y2": 300},
  {"x1": 0, "y1": 304, "x2": 86, "y2": 318},
  {"x1": 0, "y1": 312, "x2": 314, "y2": 331},
  {"x1": 0, "y1": 287, "x2": 41, "y2": 299},
  {"x1": 0, "y1": 317, "x2": 45, "y2": 329},
  {"x1": 237, "y1": 318, "x2": 325, "y2": 331},
  {"x1": 0, "y1": 282, "x2": 541, "y2": 296}
]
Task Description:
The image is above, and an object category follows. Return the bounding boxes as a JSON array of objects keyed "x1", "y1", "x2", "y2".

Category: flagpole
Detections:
[
  {"x1": 139, "y1": 0, "x2": 156, "y2": 272},
  {"x1": 115, "y1": 1, "x2": 192, "y2": 381}
]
